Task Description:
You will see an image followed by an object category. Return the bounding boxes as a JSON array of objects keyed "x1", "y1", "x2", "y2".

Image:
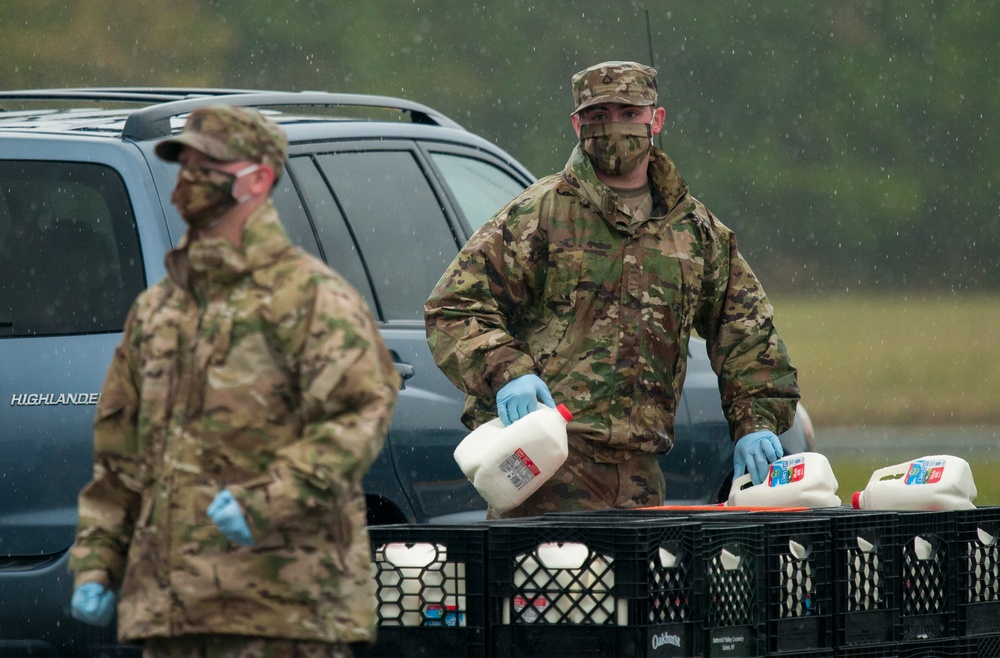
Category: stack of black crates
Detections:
[{"x1": 357, "y1": 507, "x2": 1000, "y2": 657}]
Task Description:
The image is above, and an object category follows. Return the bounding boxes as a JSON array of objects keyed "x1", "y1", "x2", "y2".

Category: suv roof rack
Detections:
[
  {"x1": 0, "y1": 88, "x2": 270, "y2": 104},
  {"x1": 0, "y1": 88, "x2": 464, "y2": 139}
]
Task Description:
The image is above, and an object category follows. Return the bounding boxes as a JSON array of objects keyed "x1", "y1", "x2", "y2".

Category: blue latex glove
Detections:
[
  {"x1": 71, "y1": 581, "x2": 117, "y2": 627},
  {"x1": 734, "y1": 430, "x2": 784, "y2": 486},
  {"x1": 496, "y1": 374, "x2": 555, "y2": 426},
  {"x1": 207, "y1": 489, "x2": 254, "y2": 546}
]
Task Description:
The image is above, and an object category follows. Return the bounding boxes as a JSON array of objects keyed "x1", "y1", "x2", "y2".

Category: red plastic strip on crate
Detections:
[{"x1": 636, "y1": 505, "x2": 809, "y2": 512}]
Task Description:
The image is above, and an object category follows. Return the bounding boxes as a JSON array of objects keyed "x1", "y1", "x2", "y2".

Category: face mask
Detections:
[
  {"x1": 171, "y1": 164, "x2": 260, "y2": 230},
  {"x1": 579, "y1": 121, "x2": 653, "y2": 177}
]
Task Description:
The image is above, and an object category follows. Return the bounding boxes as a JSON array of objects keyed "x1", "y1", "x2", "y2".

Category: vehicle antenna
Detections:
[
  {"x1": 645, "y1": 9, "x2": 664, "y2": 150},
  {"x1": 645, "y1": 9, "x2": 656, "y2": 70}
]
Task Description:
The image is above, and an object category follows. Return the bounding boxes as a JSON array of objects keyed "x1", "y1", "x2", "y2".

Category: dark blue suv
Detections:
[{"x1": 0, "y1": 89, "x2": 813, "y2": 656}]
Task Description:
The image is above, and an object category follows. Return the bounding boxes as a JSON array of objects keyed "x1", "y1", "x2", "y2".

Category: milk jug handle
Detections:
[
  {"x1": 728, "y1": 473, "x2": 755, "y2": 501},
  {"x1": 867, "y1": 463, "x2": 908, "y2": 487}
]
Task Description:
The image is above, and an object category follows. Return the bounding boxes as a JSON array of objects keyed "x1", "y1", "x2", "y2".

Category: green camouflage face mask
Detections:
[
  {"x1": 170, "y1": 163, "x2": 258, "y2": 230},
  {"x1": 579, "y1": 121, "x2": 653, "y2": 177}
]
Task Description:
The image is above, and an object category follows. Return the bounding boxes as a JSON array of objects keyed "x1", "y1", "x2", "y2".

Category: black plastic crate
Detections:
[
  {"x1": 955, "y1": 508, "x2": 1000, "y2": 637},
  {"x1": 897, "y1": 512, "x2": 958, "y2": 641},
  {"x1": 897, "y1": 637, "x2": 974, "y2": 658},
  {"x1": 538, "y1": 510, "x2": 771, "y2": 656},
  {"x1": 799, "y1": 508, "x2": 903, "y2": 648},
  {"x1": 552, "y1": 509, "x2": 786, "y2": 656},
  {"x1": 834, "y1": 643, "x2": 897, "y2": 658},
  {"x1": 965, "y1": 633, "x2": 1000, "y2": 658},
  {"x1": 357, "y1": 524, "x2": 487, "y2": 658},
  {"x1": 833, "y1": 637, "x2": 981, "y2": 658},
  {"x1": 698, "y1": 523, "x2": 767, "y2": 657},
  {"x1": 700, "y1": 512, "x2": 835, "y2": 655},
  {"x1": 487, "y1": 518, "x2": 703, "y2": 657}
]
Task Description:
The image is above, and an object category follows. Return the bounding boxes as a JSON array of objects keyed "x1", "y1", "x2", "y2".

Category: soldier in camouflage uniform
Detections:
[
  {"x1": 425, "y1": 61, "x2": 799, "y2": 518},
  {"x1": 69, "y1": 105, "x2": 400, "y2": 658}
]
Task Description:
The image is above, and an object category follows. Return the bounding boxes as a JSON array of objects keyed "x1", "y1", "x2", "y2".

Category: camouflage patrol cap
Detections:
[
  {"x1": 155, "y1": 105, "x2": 288, "y2": 179},
  {"x1": 571, "y1": 61, "x2": 658, "y2": 114}
]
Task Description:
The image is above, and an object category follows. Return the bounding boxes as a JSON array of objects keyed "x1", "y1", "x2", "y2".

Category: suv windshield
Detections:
[{"x1": 0, "y1": 161, "x2": 145, "y2": 337}]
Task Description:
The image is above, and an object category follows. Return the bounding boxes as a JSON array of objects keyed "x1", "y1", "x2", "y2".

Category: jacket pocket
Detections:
[{"x1": 530, "y1": 249, "x2": 584, "y2": 368}]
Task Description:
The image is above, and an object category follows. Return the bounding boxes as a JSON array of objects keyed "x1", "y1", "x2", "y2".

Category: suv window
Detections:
[
  {"x1": 284, "y1": 156, "x2": 378, "y2": 313},
  {"x1": 429, "y1": 151, "x2": 527, "y2": 231},
  {"x1": 0, "y1": 161, "x2": 145, "y2": 337},
  {"x1": 315, "y1": 150, "x2": 459, "y2": 322},
  {"x1": 270, "y1": 172, "x2": 322, "y2": 259}
]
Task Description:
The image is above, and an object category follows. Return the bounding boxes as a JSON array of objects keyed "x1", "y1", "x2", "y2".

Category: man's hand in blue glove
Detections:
[
  {"x1": 734, "y1": 430, "x2": 784, "y2": 486},
  {"x1": 207, "y1": 489, "x2": 254, "y2": 546},
  {"x1": 496, "y1": 374, "x2": 555, "y2": 426},
  {"x1": 71, "y1": 581, "x2": 117, "y2": 627}
]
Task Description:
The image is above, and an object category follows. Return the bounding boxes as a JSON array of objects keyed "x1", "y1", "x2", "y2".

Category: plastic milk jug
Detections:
[
  {"x1": 453, "y1": 403, "x2": 572, "y2": 513},
  {"x1": 502, "y1": 541, "x2": 626, "y2": 625},
  {"x1": 726, "y1": 452, "x2": 842, "y2": 508},
  {"x1": 852, "y1": 455, "x2": 977, "y2": 511},
  {"x1": 373, "y1": 542, "x2": 466, "y2": 627}
]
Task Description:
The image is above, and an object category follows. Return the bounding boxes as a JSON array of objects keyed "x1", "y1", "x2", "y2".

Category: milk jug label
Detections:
[
  {"x1": 499, "y1": 448, "x2": 541, "y2": 490},
  {"x1": 905, "y1": 459, "x2": 945, "y2": 485},
  {"x1": 424, "y1": 603, "x2": 463, "y2": 626},
  {"x1": 767, "y1": 456, "x2": 805, "y2": 487},
  {"x1": 512, "y1": 594, "x2": 548, "y2": 623}
]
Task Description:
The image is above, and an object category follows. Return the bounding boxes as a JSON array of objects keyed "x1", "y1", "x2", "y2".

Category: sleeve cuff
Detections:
[{"x1": 73, "y1": 569, "x2": 111, "y2": 590}]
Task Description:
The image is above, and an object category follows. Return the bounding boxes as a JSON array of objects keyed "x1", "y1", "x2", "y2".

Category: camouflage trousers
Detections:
[
  {"x1": 488, "y1": 435, "x2": 665, "y2": 519},
  {"x1": 141, "y1": 635, "x2": 353, "y2": 658}
]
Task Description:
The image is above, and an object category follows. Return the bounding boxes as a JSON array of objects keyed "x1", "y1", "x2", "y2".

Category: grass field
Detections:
[
  {"x1": 765, "y1": 293, "x2": 1000, "y2": 505},
  {"x1": 770, "y1": 293, "x2": 1000, "y2": 426}
]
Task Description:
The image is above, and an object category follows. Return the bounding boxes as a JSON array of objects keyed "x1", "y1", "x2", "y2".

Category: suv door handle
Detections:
[{"x1": 390, "y1": 351, "x2": 415, "y2": 389}]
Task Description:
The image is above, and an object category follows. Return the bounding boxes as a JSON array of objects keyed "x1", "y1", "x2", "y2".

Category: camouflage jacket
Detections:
[
  {"x1": 70, "y1": 201, "x2": 400, "y2": 644},
  {"x1": 425, "y1": 146, "x2": 798, "y2": 462}
]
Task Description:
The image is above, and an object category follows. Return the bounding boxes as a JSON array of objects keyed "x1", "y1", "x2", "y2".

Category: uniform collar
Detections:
[
  {"x1": 562, "y1": 145, "x2": 690, "y2": 231},
  {"x1": 165, "y1": 200, "x2": 292, "y2": 292}
]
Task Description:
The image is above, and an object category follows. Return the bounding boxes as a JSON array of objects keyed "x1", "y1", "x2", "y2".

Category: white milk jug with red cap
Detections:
[
  {"x1": 852, "y1": 455, "x2": 977, "y2": 511},
  {"x1": 726, "y1": 452, "x2": 842, "y2": 508},
  {"x1": 453, "y1": 403, "x2": 573, "y2": 513}
]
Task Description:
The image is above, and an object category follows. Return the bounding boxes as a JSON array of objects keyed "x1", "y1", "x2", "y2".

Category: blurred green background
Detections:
[
  {"x1": 3, "y1": 1, "x2": 997, "y2": 499},
  {"x1": 4, "y1": 1, "x2": 997, "y2": 295}
]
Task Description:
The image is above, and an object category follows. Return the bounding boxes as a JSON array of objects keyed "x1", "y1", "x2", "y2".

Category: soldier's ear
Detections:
[
  {"x1": 251, "y1": 164, "x2": 276, "y2": 194},
  {"x1": 651, "y1": 107, "x2": 666, "y2": 136},
  {"x1": 570, "y1": 113, "x2": 582, "y2": 139},
  {"x1": 238, "y1": 164, "x2": 276, "y2": 199},
  {"x1": 651, "y1": 107, "x2": 667, "y2": 135}
]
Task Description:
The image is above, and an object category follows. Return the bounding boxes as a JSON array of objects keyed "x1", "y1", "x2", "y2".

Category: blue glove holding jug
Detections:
[
  {"x1": 207, "y1": 489, "x2": 254, "y2": 546},
  {"x1": 496, "y1": 374, "x2": 555, "y2": 426},
  {"x1": 734, "y1": 430, "x2": 784, "y2": 486},
  {"x1": 71, "y1": 581, "x2": 117, "y2": 627}
]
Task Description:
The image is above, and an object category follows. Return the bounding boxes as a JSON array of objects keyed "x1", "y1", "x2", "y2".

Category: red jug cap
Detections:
[
  {"x1": 851, "y1": 491, "x2": 862, "y2": 509},
  {"x1": 555, "y1": 404, "x2": 573, "y2": 422}
]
